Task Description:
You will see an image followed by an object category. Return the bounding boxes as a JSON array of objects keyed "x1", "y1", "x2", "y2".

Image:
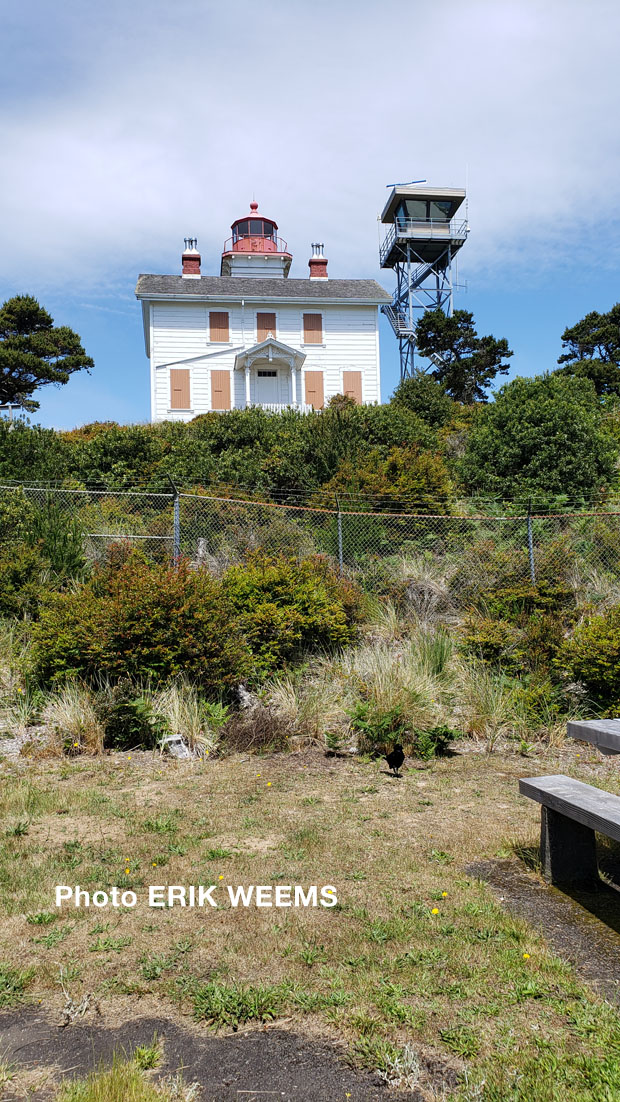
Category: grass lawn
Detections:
[{"x1": 1, "y1": 742, "x2": 620, "y2": 1100}]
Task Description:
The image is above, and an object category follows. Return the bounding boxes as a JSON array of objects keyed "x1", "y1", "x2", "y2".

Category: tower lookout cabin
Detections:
[{"x1": 379, "y1": 185, "x2": 468, "y2": 379}]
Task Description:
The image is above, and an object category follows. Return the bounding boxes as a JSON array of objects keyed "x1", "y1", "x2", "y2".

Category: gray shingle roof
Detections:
[{"x1": 135, "y1": 274, "x2": 391, "y2": 304}]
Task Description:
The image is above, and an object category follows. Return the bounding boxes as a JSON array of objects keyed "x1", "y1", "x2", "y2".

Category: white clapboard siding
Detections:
[{"x1": 150, "y1": 300, "x2": 380, "y2": 418}]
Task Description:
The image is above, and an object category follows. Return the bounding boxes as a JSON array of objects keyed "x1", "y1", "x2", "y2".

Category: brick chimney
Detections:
[
  {"x1": 308, "y1": 242, "x2": 328, "y2": 279},
  {"x1": 182, "y1": 237, "x2": 201, "y2": 278}
]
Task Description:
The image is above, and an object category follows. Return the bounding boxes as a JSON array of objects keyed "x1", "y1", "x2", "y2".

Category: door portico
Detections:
[{"x1": 234, "y1": 337, "x2": 306, "y2": 410}]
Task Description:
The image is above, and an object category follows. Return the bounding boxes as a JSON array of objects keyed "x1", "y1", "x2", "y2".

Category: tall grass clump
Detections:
[
  {"x1": 456, "y1": 665, "x2": 522, "y2": 749},
  {"x1": 266, "y1": 670, "x2": 354, "y2": 751},
  {"x1": 42, "y1": 681, "x2": 104, "y2": 755},
  {"x1": 151, "y1": 680, "x2": 228, "y2": 755},
  {"x1": 397, "y1": 553, "x2": 456, "y2": 623},
  {"x1": 261, "y1": 627, "x2": 462, "y2": 755},
  {"x1": 57, "y1": 1054, "x2": 199, "y2": 1101}
]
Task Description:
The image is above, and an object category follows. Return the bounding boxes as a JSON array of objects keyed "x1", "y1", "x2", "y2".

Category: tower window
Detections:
[
  {"x1": 233, "y1": 220, "x2": 277, "y2": 242},
  {"x1": 395, "y1": 199, "x2": 453, "y2": 224}
]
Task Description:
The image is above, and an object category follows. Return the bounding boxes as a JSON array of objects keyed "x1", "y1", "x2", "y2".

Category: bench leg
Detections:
[{"x1": 540, "y1": 806, "x2": 599, "y2": 890}]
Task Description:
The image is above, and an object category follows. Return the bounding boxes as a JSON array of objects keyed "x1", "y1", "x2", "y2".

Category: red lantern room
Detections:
[{"x1": 220, "y1": 201, "x2": 292, "y2": 278}]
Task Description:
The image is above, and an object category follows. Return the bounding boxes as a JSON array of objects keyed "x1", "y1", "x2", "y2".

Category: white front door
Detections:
[{"x1": 256, "y1": 369, "x2": 279, "y2": 405}]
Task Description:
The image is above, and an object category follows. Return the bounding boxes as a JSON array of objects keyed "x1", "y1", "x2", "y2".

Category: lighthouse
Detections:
[
  {"x1": 220, "y1": 201, "x2": 292, "y2": 279},
  {"x1": 136, "y1": 200, "x2": 390, "y2": 418}
]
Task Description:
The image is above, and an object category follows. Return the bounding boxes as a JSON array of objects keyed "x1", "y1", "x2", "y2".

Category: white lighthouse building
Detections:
[{"x1": 135, "y1": 202, "x2": 390, "y2": 421}]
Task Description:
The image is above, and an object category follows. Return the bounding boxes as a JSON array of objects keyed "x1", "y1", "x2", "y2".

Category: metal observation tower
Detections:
[{"x1": 379, "y1": 184, "x2": 469, "y2": 380}]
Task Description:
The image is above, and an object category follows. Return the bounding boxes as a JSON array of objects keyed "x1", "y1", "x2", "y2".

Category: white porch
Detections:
[
  {"x1": 259, "y1": 402, "x2": 313, "y2": 414},
  {"x1": 234, "y1": 337, "x2": 307, "y2": 411}
]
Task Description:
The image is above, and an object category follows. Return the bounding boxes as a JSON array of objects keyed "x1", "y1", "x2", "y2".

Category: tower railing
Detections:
[
  {"x1": 379, "y1": 218, "x2": 468, "y2": 267},
  {"x1": 223, "y1": 234, "x2": 290, "y2": 254}
]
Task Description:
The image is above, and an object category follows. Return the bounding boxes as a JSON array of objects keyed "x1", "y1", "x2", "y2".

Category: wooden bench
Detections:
[
  {"x1": 519, "y1": 774, "x2": 620, "y2": 890},
  {"x1": 567, "y1": 719, "x2": 620, "y2": 756}
]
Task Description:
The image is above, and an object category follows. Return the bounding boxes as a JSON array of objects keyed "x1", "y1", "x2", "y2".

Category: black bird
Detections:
[{"x1": 384, "y1": 743, "x2": 404, "y2": 776}]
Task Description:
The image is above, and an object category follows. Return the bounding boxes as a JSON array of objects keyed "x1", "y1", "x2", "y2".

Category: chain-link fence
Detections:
[{"x1": 3, "y1": 482, "x2": 620, "y2": 604}]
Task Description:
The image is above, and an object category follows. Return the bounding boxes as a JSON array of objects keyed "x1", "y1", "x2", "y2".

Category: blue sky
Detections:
[{"x1": 2, "y1": 0, "x2": 620, "y2": 429}]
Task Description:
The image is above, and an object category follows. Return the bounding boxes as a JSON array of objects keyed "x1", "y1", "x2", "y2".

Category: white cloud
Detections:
[{"x1": 1, "y1": 0, "x2": 620, "y2": 296}]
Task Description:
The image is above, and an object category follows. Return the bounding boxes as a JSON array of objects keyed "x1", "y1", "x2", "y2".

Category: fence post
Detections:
[
  {"x1": 335, "y1": 495, "x2": 344, "y2": 573},
  {"x1": 166, "y1": 475, "x2": 180, "y2": 563},
  {"x1": 527, "y1": 499, "x2": 536, "y2": 585}
]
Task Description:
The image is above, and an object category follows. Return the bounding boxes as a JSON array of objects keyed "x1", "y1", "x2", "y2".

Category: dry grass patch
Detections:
[{"x1": 0, "y1": 748, "x2": 619, "y2": 1100}]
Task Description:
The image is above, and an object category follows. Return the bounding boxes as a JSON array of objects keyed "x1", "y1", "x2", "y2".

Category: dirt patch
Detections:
[
  {"x1": 0, "y1": 1009, "x2": 433, "y2": 1100},
  {"x1": 470, "y1": 857, "x2": 620, "y2": 1004}
]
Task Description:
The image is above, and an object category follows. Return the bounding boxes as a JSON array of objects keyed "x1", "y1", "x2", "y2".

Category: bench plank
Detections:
[
  {"x1": 519, "y1": 774, "x2": 620, "y2": 844},
  {"x1": 567, "y1": 719, "x2": 620, "y2": 756}
]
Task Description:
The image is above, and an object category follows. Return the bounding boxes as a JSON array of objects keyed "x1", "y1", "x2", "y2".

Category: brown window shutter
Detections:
[
  {"x1": 211, "y1": 370, "x2": 231, "y2": 410},
  {"x1": 342, "y1": 370, "x2": 362, "y2": 405},
  {"x1": 304, "y1": 371, "x2": 324, "y2": 409},
  {"x1": 257, "y1": 312, "x2": 276, "y2": 341},
  {"x1": 303, "y1": 313, "x2": 322, "y2": 344},
  {"x1": 170, "y1": 368, "x2": 190, "y2": 409},
  {"x1": 209, "y1": 311, "x2": 229, "y2": 342}
]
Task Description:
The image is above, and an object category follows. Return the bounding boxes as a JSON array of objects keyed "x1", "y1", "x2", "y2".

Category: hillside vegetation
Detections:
[{"x1": 0, "y1": 372, "x2": 618, "y2": 506}]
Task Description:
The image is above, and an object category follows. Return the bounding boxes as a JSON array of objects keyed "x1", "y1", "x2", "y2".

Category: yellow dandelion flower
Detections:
[
  {"x1": 218, "y1": 874, "x2": 224, "y2": 880},
  {"x1": 267, "y1": 782, "x2": 272, "y2": 787},
  {"x1": 125, "y1": 868, "x2": 130, "y2": 874},
  {"x1": 431, "y1": 907, "x2": 439, "y2": 915},
  {"x1": 523, "y1": 952, "x2": 530, "y2": 960},
  {"x1": 442, "y1": 891, "x2": 448, "y2": 897},
  {"x1": 152, "y1": 862, "x2": 157, "y2": 867},
  {"x1": 73, "y1": 742, "x2": 79, "y2": 747}
]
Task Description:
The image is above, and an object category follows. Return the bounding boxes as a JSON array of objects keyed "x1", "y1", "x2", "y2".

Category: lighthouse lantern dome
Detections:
[{"x1": 221, "y1": 201, "x2": 292, "y2": 278}]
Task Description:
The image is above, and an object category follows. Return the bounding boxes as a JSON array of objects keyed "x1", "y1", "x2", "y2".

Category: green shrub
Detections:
[
  {"x1": 27, "y1": 500, "x2": 88, "y2": 582},
  {"x1": 349, "y1": 701, "x2": 408, "y2": 753},
  {"x1": 558, "y1": 605, "x2": 620, "y2": 710},
  {"x1": 483, "y1": 581, "x2": 575, "y2": 625},
  {"x1": 349, "y1": 702, "x2": 458, "y2": 759},
  {"x1": 462, "y1": 608, "x2": 571, "y2": 679},
  {"x1": 461, "y1": 373, "x2": 617, "y2": 498},
  {"x1": 0, "y1": 493, "x2": 88, "y2": 618},
  {"x1": 223, "y1": 554, "x2": 361, "y2": 676},
  {"x1": 190, "y1": 979, "x2": 288, "y2": 1028},
  {"x1": 510, "y1": 675, "x2": 565, "y2": 728},
  {"x1": 0, "y1": 962, "x2": 34, "y2": 1006},
  {"x1": 522, "y1": 611, "x2": 570, "y2": 672},
  {"x1": 451, "y1": 537, "x2": 577, "y2": 613},
  {"x1": 31, "y1": 554, "x2": 252, "y2": 694},
  {"x1": 316, "y1": 444, "x2": 453, "y2": 514},
  {"x1": 0, "y1": 543, "x2": 50, "y2": 618},
  {"x1": 412, "y1": 725, "x2": 460, "y2": 759},
  {"x1": 31, "y1": 553, "x2": 361, "y2": 693},
  {"x1": 0, "y1": 487, "x2": 36, "y2": 543},
  {"x1": 99, "y1": 680, "x2": 170, "y2": 751},
  {"x1": 461, "y1": 616, "x2": 523, "y2": 670},
  {"x1": 391, "y1": 375, "x2": 455, "y2": 427}
]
